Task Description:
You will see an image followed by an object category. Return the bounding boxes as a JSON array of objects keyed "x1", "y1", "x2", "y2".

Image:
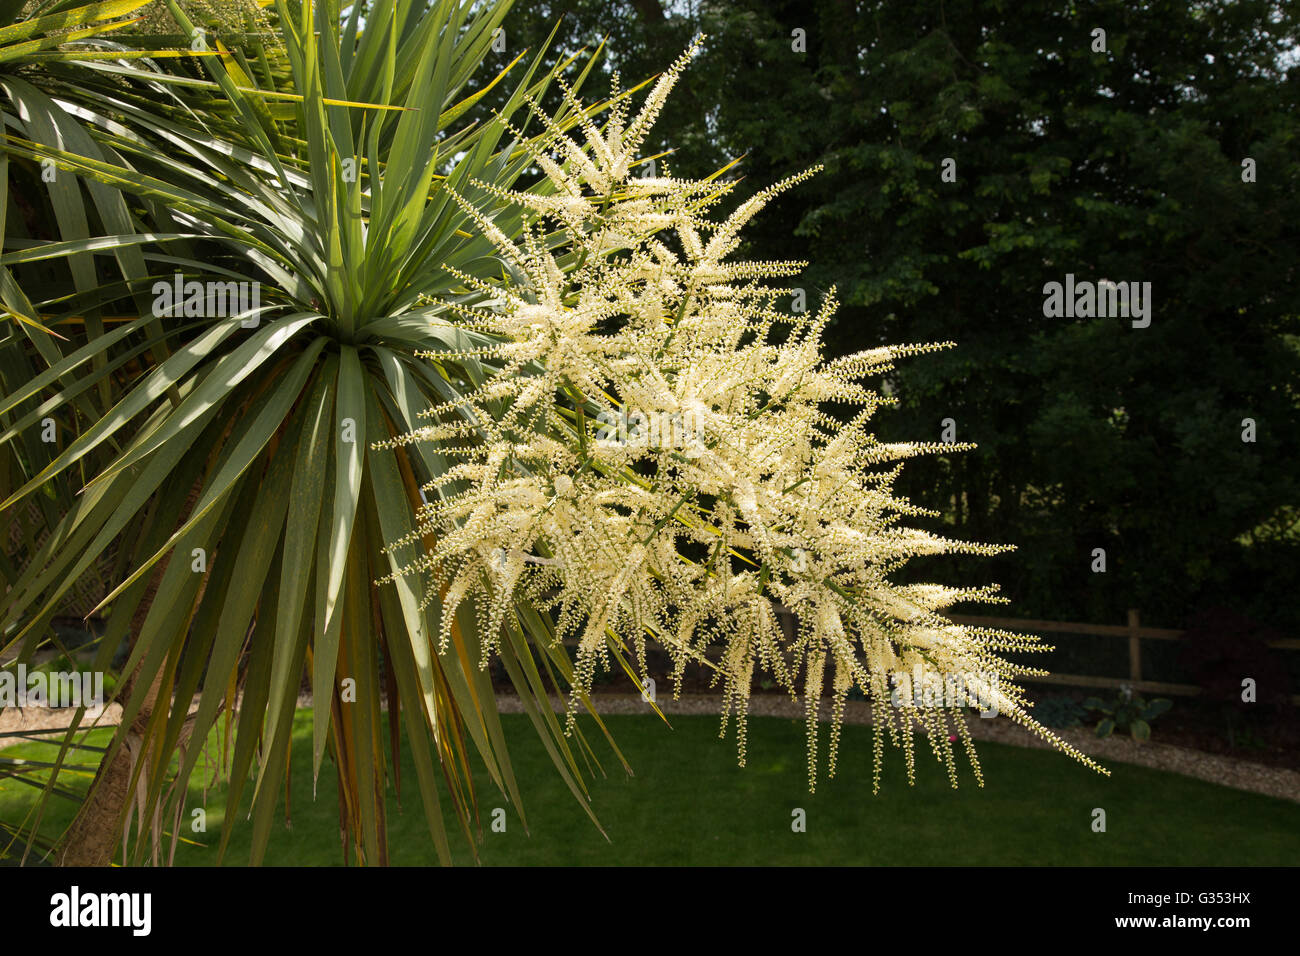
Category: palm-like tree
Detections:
[{"x1": 1, "y1": 0, "x2": 630, "y2": 865}]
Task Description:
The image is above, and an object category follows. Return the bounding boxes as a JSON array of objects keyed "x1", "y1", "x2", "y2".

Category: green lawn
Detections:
[{"x1": 4, "y1": 710, "x2": 1297, "y2": 865}]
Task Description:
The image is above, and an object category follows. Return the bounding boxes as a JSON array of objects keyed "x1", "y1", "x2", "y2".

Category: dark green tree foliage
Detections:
[{"x1": 497, "y1": 0, "x2": 1300, "y2": 634}]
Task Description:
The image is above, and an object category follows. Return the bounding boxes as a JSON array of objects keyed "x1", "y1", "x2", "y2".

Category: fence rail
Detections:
[
  {"x1": 559, "y1": 607, "x2": 1299, "y2": 706},
  {"x1": 949, "y1": 608, "x2": 1300, "y2": 704}
]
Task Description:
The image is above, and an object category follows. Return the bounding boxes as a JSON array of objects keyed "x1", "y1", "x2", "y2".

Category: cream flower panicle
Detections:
[{"x1": 379, "y1": 36, "x2": 1108, "y2": 791}]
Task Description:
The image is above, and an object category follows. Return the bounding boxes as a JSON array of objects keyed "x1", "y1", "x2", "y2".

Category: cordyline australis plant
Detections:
[
  {"x1": 381, "y1": 39, "x2": 1108, "y2": 792},
  {"x1": 2, "y1": 0, "x2": 634, "y2": 867}
]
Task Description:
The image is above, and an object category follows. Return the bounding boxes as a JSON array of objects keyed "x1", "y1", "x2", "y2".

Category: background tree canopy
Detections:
[{"x1": 489, "y1": 0, "x2": 1300, "y2": 634}]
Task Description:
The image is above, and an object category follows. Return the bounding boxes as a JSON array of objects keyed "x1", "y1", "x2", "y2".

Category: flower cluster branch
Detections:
[{"x1": 378, "y1": 38, "x2": 1107, "y2": 790}]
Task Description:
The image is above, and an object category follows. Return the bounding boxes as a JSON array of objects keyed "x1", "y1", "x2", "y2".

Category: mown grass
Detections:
[{"x1": 3, "y1": 710, "x2": 1296, "y2": 865}]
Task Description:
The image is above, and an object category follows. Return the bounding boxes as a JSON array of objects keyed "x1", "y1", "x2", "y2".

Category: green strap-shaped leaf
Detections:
[
  {"x1": 271, "y1": 357, "x2": 335, "y2": 785},
  {"x1": 0, "y1": 0, "x2": 153, "y2": 47},
  {"x1": 165, "y1": 460, "x2": 292, "y2": 851},
  {"x1": 92, "y1": 336, "x2": 327, "y2": 613},
  {"x1": 0, "y1": 317, "x2": 240, "y2": 512},
  {"x1": 321, "y1": 344, "x2": 365, "y2": 644},
  {"x1": 86, "y1": 311, "x2": 313, "y2": 489}
]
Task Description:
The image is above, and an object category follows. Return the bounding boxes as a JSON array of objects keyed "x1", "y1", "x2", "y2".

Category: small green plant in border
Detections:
[{"x1": 1085, "y1": 688, "x2": 1172, "y2": 741}]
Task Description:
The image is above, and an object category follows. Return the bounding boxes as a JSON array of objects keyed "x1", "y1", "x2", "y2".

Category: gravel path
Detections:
[{"x1": 0, "y1": 702, "x2": 119, "y2": 741}]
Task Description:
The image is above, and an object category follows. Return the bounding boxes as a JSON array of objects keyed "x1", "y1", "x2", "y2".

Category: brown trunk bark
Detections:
[
  {"x1": 56, "y1": 576, "x2": 166, "y2": 866},
  {"x1": 57, "y1": 481, "x2": 203, "y2": 867}
]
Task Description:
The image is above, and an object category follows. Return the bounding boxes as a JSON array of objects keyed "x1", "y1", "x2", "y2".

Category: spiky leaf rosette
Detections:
[{"x1": 382, "y1": 39, "x2": 1107, "y2": 791}]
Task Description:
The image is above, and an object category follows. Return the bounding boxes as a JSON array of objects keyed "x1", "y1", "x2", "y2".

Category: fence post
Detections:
[{"x1": 1127, "y1": 608, "x2": 1142, "y2": 683}]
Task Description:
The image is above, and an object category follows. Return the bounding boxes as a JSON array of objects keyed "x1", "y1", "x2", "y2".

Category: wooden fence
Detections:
[
  {"x1": 949, "y1": 608, "x2": 1300, "y2": 704},
  {"x1": 563, "y1": 606, "x2": 1299, "y2": 705}
]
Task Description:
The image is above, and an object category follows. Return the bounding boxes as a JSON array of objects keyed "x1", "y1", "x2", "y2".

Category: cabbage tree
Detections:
[{"x1": 1, "y1": 0, "x2": 625, "y2": 866}]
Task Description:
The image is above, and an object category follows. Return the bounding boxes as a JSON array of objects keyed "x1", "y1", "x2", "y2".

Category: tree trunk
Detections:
[
  {"x1": 56, "y1": 574, "x2": 166, "y2": 866},
  {"x1": 57, "y1": 481, "x2": 203, "y2": 867}
]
